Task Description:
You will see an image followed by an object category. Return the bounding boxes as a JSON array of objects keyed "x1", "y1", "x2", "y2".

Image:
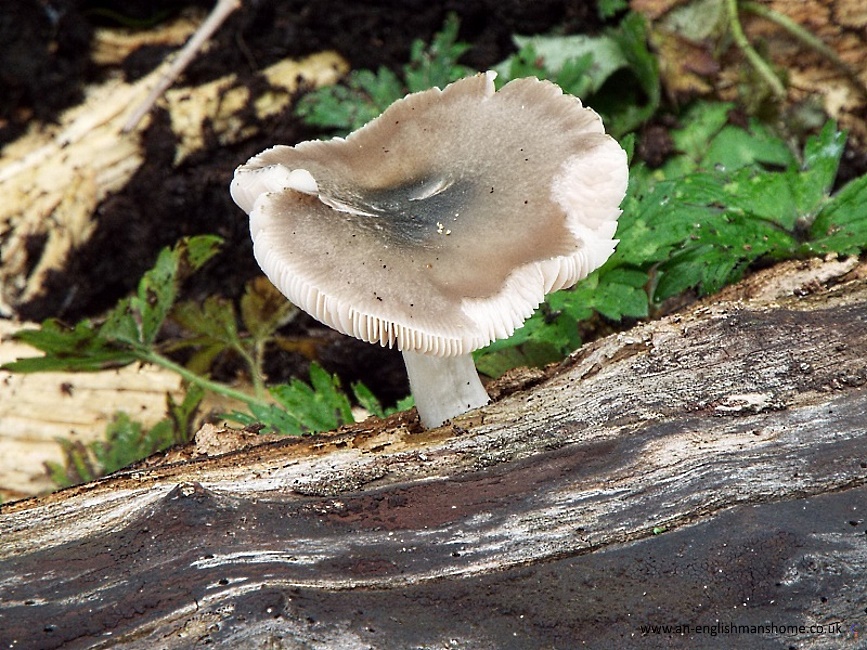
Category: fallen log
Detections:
[{"x1": 1, "y1": 257, "x2": 866, "y2": 649}]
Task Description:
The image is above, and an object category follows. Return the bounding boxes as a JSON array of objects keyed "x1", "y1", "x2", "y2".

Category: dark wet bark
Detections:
[{"x1": 2, "y1": 259, "x2": 866, "y2": 650}]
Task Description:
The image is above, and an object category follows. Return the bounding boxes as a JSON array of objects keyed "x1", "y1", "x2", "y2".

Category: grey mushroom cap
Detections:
[{"x1": 231, "y1": 71, "x2": 628, "y2": 358}]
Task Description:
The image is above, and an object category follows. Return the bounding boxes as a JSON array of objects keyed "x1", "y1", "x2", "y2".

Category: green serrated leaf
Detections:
[
  {"x1": 99, "y1": 302, "x2": 143, "y2": 347},
  {"x1": 173, "y1": 297, "x2": 239, "y2": 347},
  {"x1": 475, "y1": 292, "x2": 590, "y2": 377},
  {"x1": 350, "y1": 382, "x2": 411, "y2": 419},
  {"x1": 185, "y1": 234, "x2": 223, "y2": 271},
  {"x1": 223, "y1": 409, "x2": 258, "y2": 428},
  {"x1": 660, "y1": 104, "x2": 796, "y2": 179},
  {"x1": 616, "y1": 114, "x2": 837, "y2": 305},
  {"x1": 475, "y1": 340, "x2": 563, "y2": 379},
  {"x1": 702, "y1": 123, "x2": 795, "y2": 171},
  {"x1": 47, "y1": 396, "x2": 198, "y2": 488},
  {"x1": 405, "y1": 13, "x2": 471, "y2": 92},
  {"x1": 98, "y1": 414, "x2": 170, "y2": 474},
  {"x1": 601, "y1": 12, "x2": 660, "y2": 135},
  {"x1": 4, "y1": 236, "x2": 225, "y2": 380},
  {"x1": 44, "y1": 459, "x2": 70, "y2": 488},
  {"x1": 240, "y1": 277, "x2": 298, "y2": 342},
  {"x1": 501, "y1": 42, "x2": 547, "y2": 84},
  {"x1": 248, "y1": 402, "x2": 303, "y2": 435},
  {"x1": 549, "y1": 281, "x2": 598, "y2": 323},
  {"x1": 395, "y1": 395, "x2": 415, "y2": 412},
  {"x1": 555, "y1": 53, "x2": 595, "y2": 97},
  {"x1": 615, "y1": 178, "x2": 710, "y2": 266},
  {"x1": 47, "y1": 439, "x2": 98, "y2": 487},
  {"x1": 360, "y1": 68, "x2": 405, "y2": 113},
  {"x1": 477, "y1": 311, "x2": 552, "y2": 355},
  {"x1": 653, "y1": 203, "x2": 798, "y2": 300},
  {"x1": 100, "y1": 236, "x2": 224, "y2": 349},
  {"x1": 668, "y1": 102, "x2": 732, "y2": 168},
  {"x1": 500, "y1": 33, "x2": 624, "y2": 96},
  {"x1": 793, "y1": 120, "x2": 846, "y2": 219},
  {"x1": 132, "y1": 244, "x2": 183, "y2": 346},
  {"x1": 598, "y1": 0, "x2": 629, "y2": 20},
  {"x1": 309, "y1": 363, "x2": 354, "y2": 426},
  {"x1": 2, "y1": 350, "x2": 136, "y2": 373},
  {"x1": 352, "y1": 382, "x2": 387, "y2": 419},
  {"x1": 264, "y1": 363, "x2": 354, "y2": 434},
  {"x1": 720, "y1": 169, "x2": 809, "y2": 236},
  {"x1": 297, "y1": 14, "x2": 472, "y2": 135},
  {"x1": 9, "y1": 319, "x2": 92, "y2": 355},
  {"x1": 809, "y1": 173, "x2": 867, "y2": 254},
  {"x1": 167, "y1": 384, "x2": 204, "y2": 439},
  {"x1": 2, "y1": 320, "x2": 136, "y2": 373},
  {"x1": 654, "y1": 244, "x2": 718, "y2": 299},
  {"x1": 592, "y1": 267, "x2": 650, "y2": 320}
]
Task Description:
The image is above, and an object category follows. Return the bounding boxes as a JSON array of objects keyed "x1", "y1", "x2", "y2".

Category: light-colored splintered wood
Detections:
[
  {"x1": 0, "y1": 33, "x2": 348, "y2": 316},
  {"x1": 90, "y1": 9, "x2": 203, "y2": 66},
  {"x1": 0, "y1": 320, "x2": 185, "y2": 496}
]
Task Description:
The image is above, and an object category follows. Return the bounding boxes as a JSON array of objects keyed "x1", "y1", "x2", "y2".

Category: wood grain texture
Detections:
[
  {"x1": 1, "y1": 259, "x2": 866, "y2": 649},
  {"x1": 0, "y1": 320, "x2": 187, "y2": 497},
  {"x1": 0, "y1": 43, "x2": 347, "y2": 316}
]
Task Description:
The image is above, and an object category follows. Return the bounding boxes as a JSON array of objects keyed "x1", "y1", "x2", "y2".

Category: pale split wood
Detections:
[
  {"x1": 0, "y1": 319, "x2": 185, "y2": 497},
  {"x1": 0, "y1": 30, "x2": 348, "y2": 315},
  {"x1": 90, "y1": 9, "x2": 203, "y2": 66},
  {"x1": 0, "y1": 318, "x2": 268, "y2": 499}
]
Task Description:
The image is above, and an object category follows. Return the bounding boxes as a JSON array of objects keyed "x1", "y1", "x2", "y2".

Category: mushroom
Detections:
[{"x1": 230, "y1": 71, "x2": 628, "y2": 428}]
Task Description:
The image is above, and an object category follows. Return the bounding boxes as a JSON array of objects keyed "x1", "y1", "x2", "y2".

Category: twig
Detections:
[
  {"x1": 725, "y1": 0, "x2": 787, "y2": 99},
  {"x1": 123, "y1": 0, "x2": 241, "y2": 132}
]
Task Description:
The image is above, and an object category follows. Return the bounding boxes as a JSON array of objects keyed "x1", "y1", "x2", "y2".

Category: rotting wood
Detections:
[
  {"x1": 0, "y1": 318, "x2": 265, "y2": 500},
  {"x1": 0, "y1": 33, "x2": 348, "y2": 315},
  {"x1": 1, "y1": 257, "x2": 866, "y2": 649},
  {"x1": 0, "y1": 320, "x2": 186, "y2": 498}
]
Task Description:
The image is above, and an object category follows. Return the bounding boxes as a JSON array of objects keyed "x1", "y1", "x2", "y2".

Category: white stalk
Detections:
[{"x1": 401, "y1": 351, "x2": 490, "y2": 428}]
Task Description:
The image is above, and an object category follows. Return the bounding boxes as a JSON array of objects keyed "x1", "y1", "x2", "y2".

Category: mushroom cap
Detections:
[{"x1": 231, "y1": 72, "x2": 628, "y2": 357}]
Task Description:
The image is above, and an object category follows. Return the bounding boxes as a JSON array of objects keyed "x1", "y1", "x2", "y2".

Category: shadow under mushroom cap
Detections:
[{"x1": 232, "y1": 72, "x2": 628, "y2": 357}]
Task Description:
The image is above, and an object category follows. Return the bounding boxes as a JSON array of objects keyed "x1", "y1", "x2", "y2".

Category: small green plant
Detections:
[
  {"x1": 1, "y1": 236, "x2": 272, "y2": 408},
  {"x1": 598, "y1": 0, "x2": 630, "y2": 20},
  {"x1": 226, "y1": 363, "x2": 413, "y2": 435},
  {"x1": 476, "y1": 110, "x2": 867, "y2": 376},
  {"x1": 2, "y1": 235, "x2": 400, "y2": 434},
  {"x1": 45, "y1": 387, "x2": 203, "y2": 487},
  {"x1": 296, "y1": 13, "x2": 473, "y2": 134},
  {"x1": 298, "y1": 12, "x2": 660, "y2": 140},
  {"x1": 2, "y1": 235, "x2": 406, "y2": 486},
  {"x1": 4, "y1": 236, "x2": 223, "y2": 372},
  {"x1": 167, "y1": 276, "x2": 299, "y2": 401}
]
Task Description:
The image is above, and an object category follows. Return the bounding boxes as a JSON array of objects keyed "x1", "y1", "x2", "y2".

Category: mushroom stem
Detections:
[{"x1": 401, "y1": 351, "x2": 490, "y2": 428}]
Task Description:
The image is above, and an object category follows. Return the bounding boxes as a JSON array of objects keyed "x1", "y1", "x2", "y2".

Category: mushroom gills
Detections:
[{"x1": 401, "y1": 350, "x2": 490, "y2": 428}]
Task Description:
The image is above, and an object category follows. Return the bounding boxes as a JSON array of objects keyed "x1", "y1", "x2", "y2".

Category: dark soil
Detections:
[
  {"x1": 4, "y1": 1, "x2": 864, "y2": 404},
  {"x1": 1, "y1": 0, "x2": 603, "y2": 403}
]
